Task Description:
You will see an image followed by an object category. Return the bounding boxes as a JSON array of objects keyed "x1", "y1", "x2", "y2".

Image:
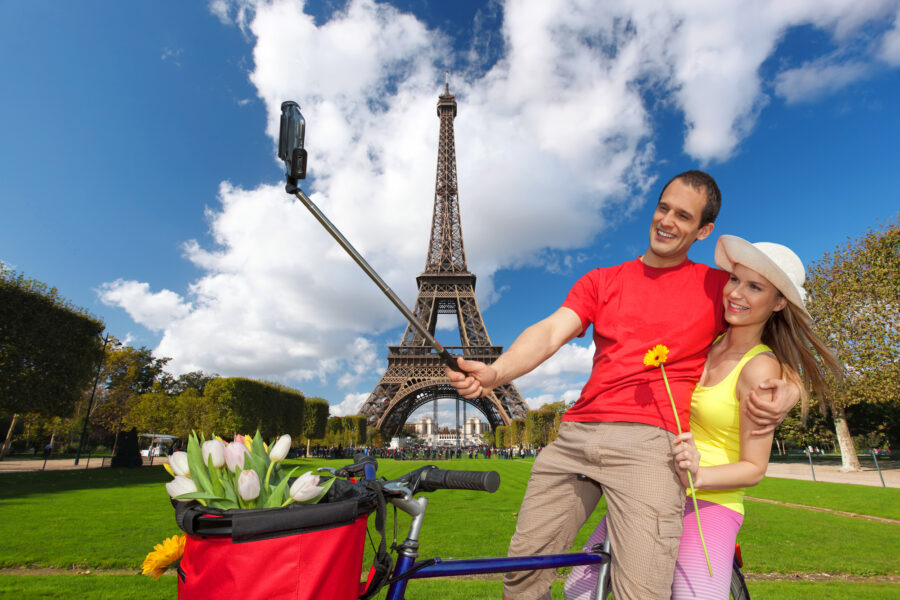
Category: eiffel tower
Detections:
[{"x1": 360, "y1": 77, "x2": 528, "y2": 439}]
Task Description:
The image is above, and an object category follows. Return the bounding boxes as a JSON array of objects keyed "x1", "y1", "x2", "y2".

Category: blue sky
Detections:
[{"x1": 2, "y1": 1, "x2": 898, "y2": 425}]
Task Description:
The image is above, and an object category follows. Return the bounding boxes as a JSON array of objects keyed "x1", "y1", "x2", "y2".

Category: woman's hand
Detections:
[{"x1": 673, "y1": 432, "x2": 701, "y2": 488}]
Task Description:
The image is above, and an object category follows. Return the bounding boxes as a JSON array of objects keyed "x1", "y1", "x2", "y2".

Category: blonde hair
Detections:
[{"x1": 761, "y1": 301, "x2": 843, "y2": 422}]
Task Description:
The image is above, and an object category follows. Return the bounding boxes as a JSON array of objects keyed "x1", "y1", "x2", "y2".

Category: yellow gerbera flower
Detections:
[
  {"x1": 643, "y1": 344, "x2": 669, "y2": 367},
  {"x1": 141, "y1": 534, "x2": 186, "y2": 579}
]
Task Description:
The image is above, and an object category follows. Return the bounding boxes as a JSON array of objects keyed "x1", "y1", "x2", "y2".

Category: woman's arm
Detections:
[{"x1": 673, "y1": 353, "x2": 781, "y2": 490}]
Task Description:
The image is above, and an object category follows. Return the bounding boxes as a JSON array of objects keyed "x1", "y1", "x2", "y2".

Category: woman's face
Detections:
[{"x1": 722, "y1": 263, "x2": 788, "y2": 327}]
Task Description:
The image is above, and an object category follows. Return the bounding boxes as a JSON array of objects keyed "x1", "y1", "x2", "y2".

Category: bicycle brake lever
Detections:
[
  {"x1": 316, "y1": 467, "x2": 337, "y2": 475},
  {"x1": 383, "y1": 482, "x2": 413, "y2": 501}
]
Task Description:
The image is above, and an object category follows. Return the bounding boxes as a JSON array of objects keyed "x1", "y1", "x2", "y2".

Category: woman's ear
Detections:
[{"x1": 773, "y1": 295, "x2": 788, "y2": 312}]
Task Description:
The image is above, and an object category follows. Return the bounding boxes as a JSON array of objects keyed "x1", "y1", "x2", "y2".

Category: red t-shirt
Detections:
[{"x1": 561, "y1": 258, "x2": 728, "y2": 434}]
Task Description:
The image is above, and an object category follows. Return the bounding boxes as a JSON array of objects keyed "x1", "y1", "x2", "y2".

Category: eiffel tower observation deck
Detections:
[{"x1": 360, "y1": 76, "x2": 528, "y2": 439}]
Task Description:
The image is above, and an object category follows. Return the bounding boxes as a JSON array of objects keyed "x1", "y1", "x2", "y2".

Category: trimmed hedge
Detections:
[{"x1": 203, "y1": 378, "x2": 304, "y2": 439}]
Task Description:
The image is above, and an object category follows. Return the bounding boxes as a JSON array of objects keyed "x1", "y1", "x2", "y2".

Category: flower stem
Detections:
[
  {"x1": 264, "y1": 461, "x2": 274, "y2": 489},
  {"x1": 660, "y1": 364, "x2": 713, "y2": 577}
]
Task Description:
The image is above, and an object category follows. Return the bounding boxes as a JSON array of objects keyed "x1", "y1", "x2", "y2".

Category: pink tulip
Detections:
[{"x1": 224, "y1": 441, "x2": 249, "y2": 473}]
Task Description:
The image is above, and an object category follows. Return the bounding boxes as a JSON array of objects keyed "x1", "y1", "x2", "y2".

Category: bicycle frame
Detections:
[
  {"x1": 359, "y1": 462, "x2": 747, "y2": 600},
  {"x1": 379, "y1": 488, "x2": 610, "y2": 600}
]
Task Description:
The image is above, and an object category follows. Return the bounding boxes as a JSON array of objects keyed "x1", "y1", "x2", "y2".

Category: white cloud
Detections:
[
  {"x1": 774, "y1": 58, "x2": 870, "y2": 104},
  {"x1": 515, "y1": 341, "x2": 593, "y2": 399},
  {"x1": 102, "y1": 0, "x2": 900, "y2": 401},
  {"x1": 331, "y1": 392, "x2": 368, "y2": 417},
  {"x1": 98, "y1": 280, "x2": 191, "y2": 332},
  {"x1": 879, "y1": 9, "x2": 900, "y2": 65}
]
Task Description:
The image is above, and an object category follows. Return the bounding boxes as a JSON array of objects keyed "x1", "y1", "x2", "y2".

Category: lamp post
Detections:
[{"x1": 74, "y1": 333, "x2": 111, "y2": 465}]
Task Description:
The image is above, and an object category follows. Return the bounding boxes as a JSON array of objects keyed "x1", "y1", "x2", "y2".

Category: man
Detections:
[{"x1": 447, "y1": 170, "x2": 796, "y2": 600}]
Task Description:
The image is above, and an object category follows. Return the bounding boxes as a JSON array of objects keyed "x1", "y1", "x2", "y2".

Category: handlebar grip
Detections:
[
  {"x1": 419, "y1": 469, "x2": 500, "y2": 493},
  {"x1": 440, "y1": 350, "x2": 464, "y2": 373}
]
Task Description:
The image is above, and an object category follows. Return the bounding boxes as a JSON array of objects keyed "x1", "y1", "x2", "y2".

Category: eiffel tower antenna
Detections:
[{"x1": 361, "y1": 76, "x2": 528, "y2": 439}]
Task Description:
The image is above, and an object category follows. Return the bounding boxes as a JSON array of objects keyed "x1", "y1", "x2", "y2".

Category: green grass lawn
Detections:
[{"x1": 1, "y1": 457, "x2": 897, "y2": 598}]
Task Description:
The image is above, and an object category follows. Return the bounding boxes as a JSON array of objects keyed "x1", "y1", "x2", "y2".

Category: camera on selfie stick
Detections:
[{"x1": 279, "y1": 101, "x2": 307, "y2": 189}]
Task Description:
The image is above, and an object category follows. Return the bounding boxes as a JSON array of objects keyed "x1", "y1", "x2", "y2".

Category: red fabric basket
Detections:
[
  {"x1": 178, "y1": 514, "x2": 369, "y2": 600},
  {"x1": 173, "y1": 478, "x2": 387, "y2": 600}
]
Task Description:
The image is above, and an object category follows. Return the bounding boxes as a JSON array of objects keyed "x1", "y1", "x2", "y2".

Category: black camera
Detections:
[{"x1": 279, "y1": 101, "x2": 307, "y2": 182}]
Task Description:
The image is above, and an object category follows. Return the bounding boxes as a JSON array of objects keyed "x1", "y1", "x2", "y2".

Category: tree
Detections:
[
  {"x1": 90, "y1": 345, "x2": 170, "y2": 448},
  {"x1": 302, "y1": 397, "x2": 329, "y2": 455},
  {"x1": 343, "y1": 415, "x2": 368, "y2": 447},
  {"x1": 526, "y1": 410, "x2": 556, "y2": 448},
  {"x1": 162, "y1": 371, "x2": 218, "y2": 395},
  {"x1": 1, "y1": 265, "x2": 105, "y2": 458},
  {"x1": 325, "y1": 416, "x2": 345, "y2": 446},
  {"x1": 495, "y1": 425, "x2": 509, "y2": 448},
  {"x1": 806, "y1": 219, "x2": 899, "y2": 471},
  {"x1": 509, "y1": 419, "x2": 526, "y2": 448}
]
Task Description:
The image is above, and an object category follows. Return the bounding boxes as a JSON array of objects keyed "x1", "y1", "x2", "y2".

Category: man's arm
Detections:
[
  {"x1": 446, "y1": 307, "x2": 583, "y2": 398},
  {"x1": 743, "y1": 378, "x2": 801, "y2": 436}
]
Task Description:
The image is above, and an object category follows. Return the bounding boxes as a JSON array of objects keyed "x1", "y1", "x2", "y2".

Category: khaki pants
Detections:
[{"x1": 504, "y1": 421, "x2": 684, "y2": 600}]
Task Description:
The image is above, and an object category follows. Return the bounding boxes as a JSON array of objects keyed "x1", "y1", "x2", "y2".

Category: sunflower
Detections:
[
  {"x1": 141, "y1": 534, "x2": 186, "y2": 579},
  {"x1": 643, "y1": 344, "x2": 669, "y2": 367}
]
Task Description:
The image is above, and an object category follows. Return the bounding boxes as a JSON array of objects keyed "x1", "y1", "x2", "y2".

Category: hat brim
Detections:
[{"x1": 714, "y1": 235, "x2": 811, "y2": 322}]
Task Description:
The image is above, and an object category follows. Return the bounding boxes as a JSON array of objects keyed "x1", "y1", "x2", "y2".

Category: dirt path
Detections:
[{"x1": 744, "y1": 495, "x2": 900, "y2": 525}]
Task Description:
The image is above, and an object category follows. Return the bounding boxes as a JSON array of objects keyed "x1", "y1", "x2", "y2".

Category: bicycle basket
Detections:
[{"x1": 173, "y1": 477, "x2": 385, "y2": 600}]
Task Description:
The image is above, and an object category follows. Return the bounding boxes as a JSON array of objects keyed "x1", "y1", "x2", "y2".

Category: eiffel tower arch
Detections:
[{"x1": 360, "y1": 78, "x2": 528, "y2": 439}]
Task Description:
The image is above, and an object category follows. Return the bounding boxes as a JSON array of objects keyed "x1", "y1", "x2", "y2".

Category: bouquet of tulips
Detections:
[{"x1": 163, "y1": 431, "x2": 332, "y2": 509}]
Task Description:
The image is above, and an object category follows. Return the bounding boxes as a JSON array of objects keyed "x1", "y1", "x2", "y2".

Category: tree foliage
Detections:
[
  {"x1": 90, "y1": 344, "x2": 170, "y2": 435},
  {"x1": 302, "y1": 397, "x2": 329, "y2": 442},
  {"x1": 0, "y1": 264, "x2": 105, "y2": 416},
  {"x1": 525, "y1": 410, "x2": 556, "y2": 447},
  {"x1": 203, "y1": 378, "x2": 305, "y2": 439},
  {"x1": 806, "y1": 219, "x2": 899, "y2": 469},
  {"x1": 509, "y1": 419, "x2": 526, "y2": 447}
]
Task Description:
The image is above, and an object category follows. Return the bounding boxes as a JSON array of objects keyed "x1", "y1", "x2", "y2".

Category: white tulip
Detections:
[
  {"x1": 166, "y1": 475, "x2": 197, "y2": 501},
  {"x1": 289, "y1": 471, "x2": 324, "y2": 503},
  {"x1": 269, "y1": 435, "x2": 291, "y2": 463},
  {"x1": 237, "y1": 469, "x2": 261, "y2": 501},
  {"x1": 201, "y1": 439, "x2": 226, "y2": 469},
  {"x1": 168, "y1": 451, "x2": 190, "y2": 477}
]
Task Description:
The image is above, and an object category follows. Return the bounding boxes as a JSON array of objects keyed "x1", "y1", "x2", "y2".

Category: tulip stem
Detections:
[{"x1": 264, "y1": 462, "x2": 274, "y2": 489}]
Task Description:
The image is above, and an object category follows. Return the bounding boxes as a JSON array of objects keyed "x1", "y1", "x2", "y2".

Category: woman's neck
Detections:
[{"x1": 718, "y1": 322, "x2": 765, "y2": 354}]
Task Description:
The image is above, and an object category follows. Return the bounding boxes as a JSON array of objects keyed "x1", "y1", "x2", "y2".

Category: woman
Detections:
[{"x1": 565, "y1": 235, "x2": 841, "y2": 599}]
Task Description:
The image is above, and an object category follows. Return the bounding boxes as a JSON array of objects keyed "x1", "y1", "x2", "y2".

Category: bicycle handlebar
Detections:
[{"x1": 418, "y1": 467, "x2": 500, "y2": 493}]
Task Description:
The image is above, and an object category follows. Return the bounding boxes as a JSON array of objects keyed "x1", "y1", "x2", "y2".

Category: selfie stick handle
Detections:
[{"x1": 287, "y1": 182, "x2": 462, "y2": 372}]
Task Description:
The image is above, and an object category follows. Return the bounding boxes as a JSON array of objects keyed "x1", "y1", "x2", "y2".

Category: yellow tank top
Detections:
[{"x1": 687, "y1": 342, "x2": 772, "y2": 515}]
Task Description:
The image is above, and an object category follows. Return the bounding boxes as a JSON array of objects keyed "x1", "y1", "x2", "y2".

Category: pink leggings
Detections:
[{"x1": 565, "y1": 499, "x2": 743, "y2": 600}]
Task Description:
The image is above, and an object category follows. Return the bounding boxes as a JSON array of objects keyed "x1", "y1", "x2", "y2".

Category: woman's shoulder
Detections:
[{"x1": 737, "y1": 350, "x2": 781, "y2": 388}]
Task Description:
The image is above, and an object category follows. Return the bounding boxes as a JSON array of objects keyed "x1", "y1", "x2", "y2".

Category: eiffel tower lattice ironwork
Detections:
[{"x1": 360, "y1": 80, "x2": 528, "y2": 438}]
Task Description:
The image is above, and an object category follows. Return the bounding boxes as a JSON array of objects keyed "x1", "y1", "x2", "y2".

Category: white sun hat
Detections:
[{"x1": 714, "y1": 235, "x2": 811, "y2": 323}]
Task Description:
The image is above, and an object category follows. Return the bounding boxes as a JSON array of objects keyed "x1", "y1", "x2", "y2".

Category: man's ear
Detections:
[{"x1": 696, "y1": 221, "x2": 715, "y2": 241}]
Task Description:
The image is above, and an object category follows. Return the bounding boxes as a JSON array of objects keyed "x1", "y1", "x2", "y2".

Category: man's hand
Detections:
[
  {"x1": 744, "y1": 378, "x2": 800, "y2": 436},
  {"x1": 445, "y1": 357, "x2": 499, "y2": 399}
]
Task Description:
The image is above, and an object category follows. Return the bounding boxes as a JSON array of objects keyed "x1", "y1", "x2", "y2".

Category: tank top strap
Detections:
[{"x1": 729, "y1": 343, "x2": 774, "y2": 397}]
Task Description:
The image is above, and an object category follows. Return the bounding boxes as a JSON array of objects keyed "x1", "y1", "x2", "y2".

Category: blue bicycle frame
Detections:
[{"x1": 361, "y1": 463, "x2": 611, "y2": 600}]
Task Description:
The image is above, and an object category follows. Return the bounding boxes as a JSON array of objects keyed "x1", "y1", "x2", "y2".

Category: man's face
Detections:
[{"x1": 645, "y1": 178, "x2": 714, "y2": 267}]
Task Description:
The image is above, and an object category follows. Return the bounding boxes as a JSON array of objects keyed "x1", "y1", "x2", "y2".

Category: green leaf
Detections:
[
  {"x1": 264, "y1": 466, "x2": 300, "y2": 508},
  {"x1": 186, "y1": 432, "x2": 214, "y2": 495},
  {"x1": 207, "y1": 455, "x2": 224, "y2": 498}
]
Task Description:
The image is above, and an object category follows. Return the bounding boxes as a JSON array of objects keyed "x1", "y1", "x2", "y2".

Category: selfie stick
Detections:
[{"x1": 278, "y1": 101, "x2": 462, "y2": 372}]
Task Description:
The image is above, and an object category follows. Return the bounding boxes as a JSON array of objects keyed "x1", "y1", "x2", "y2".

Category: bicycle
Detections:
[{"x1": 335, "y1": 456, "x2": 751, "y2": 600}]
